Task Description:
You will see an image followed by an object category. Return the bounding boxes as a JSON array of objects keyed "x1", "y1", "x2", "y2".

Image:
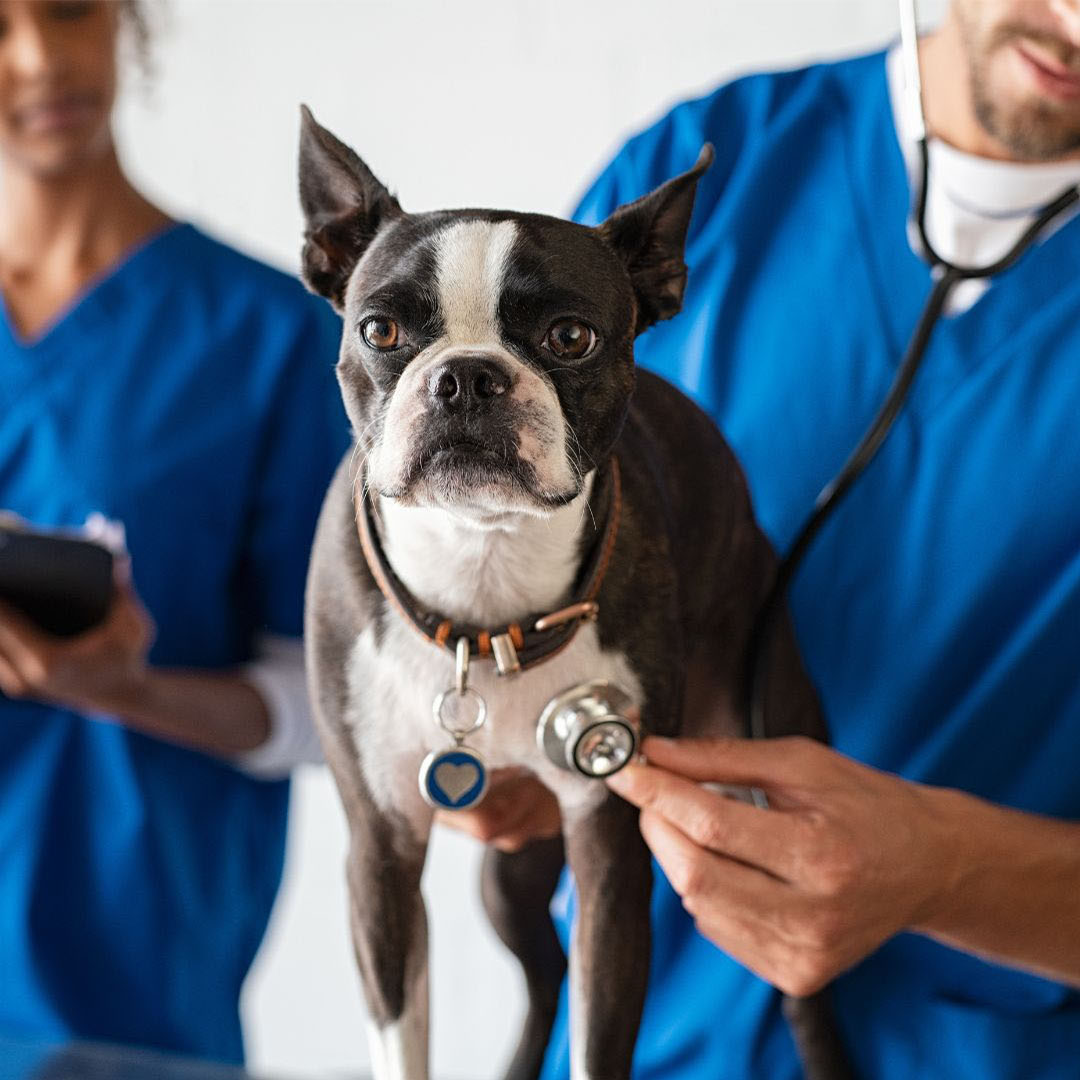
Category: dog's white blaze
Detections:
[{"x1": 433, "y1": 219, "x2": 517, "y2": 344}]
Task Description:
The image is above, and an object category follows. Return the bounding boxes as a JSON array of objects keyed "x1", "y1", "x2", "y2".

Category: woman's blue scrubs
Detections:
[
  {"x1": 543, "y1": 51, "x2": 1080, "y2": 1079},
  {"x1": 0, "y1": 224, "x2": 347, "y2": 1063}
]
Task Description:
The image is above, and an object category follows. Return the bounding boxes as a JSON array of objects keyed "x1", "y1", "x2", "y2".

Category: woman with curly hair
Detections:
[{"x1": 0, "y1": 1, "x2": 345, "y2": 1063}]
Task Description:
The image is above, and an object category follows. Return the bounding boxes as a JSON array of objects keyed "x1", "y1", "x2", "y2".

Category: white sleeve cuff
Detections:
[{"x1": 232, "y1": 634, "x2": 325, "y2": 780}]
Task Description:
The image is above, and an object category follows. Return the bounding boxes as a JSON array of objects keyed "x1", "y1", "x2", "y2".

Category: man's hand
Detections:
[
  {"x1": 606, "y1": 735, "x2": 967, "y2": 996},
  {"x1": 436, "y1": 766, "x2": 562, "y2": 852},
  {"x1": 0, "y1": 583, "x2": 155, "y2": 713}
]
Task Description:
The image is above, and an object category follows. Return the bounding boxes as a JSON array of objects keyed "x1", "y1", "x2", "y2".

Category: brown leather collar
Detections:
[{"x1": 356, "y1": 460, "x2": 622, "y2": 675}]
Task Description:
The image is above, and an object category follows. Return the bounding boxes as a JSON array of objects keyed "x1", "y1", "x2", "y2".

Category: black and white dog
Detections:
[{"x1": 298, "y1": 108, "x2": 839, "y2": 1080}]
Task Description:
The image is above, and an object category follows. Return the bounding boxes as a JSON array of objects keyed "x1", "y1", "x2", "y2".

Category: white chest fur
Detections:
[
  {"x1": 345, "y1": 479, "x2": 640, "y2": 836},
  {"x1": 346, "y1": 616, "x2": 642, "y2": 837}
]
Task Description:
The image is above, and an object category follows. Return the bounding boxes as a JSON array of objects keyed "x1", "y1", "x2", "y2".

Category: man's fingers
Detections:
[
  {"x1": 639, "y1": 808, "x2": 789, "y2": 914},
  {"x1": 607, "y1": 761, "x2": 802, "y2": 880},
  {"x1": 643, "y1": 807, "x2": 812, "y2": 993},
  {"x1": 639, "y1": 734, "x2": 822, "y2": 789},
  {"x1": 640, "y1": 809, "x2": 828, "y2": 991}
]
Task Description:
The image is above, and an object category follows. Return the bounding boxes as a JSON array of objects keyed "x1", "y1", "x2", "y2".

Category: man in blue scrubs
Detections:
[
  {"x1": 458, "y1": 1, "x2": 1080, "y2": 1076},
  {"x1": 0, "y1": 1, "x2": 347, "y2": 1065}
]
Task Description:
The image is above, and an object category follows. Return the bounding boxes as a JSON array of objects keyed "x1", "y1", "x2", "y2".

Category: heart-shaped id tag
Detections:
[{"x1": 419, "y1": 746, "x2": 488, "y2": 810}]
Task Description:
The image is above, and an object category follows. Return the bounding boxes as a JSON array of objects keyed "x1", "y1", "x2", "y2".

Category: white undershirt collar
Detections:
[{"x1": 885, "y1": 44, "x2": 1080, "y2": 313}]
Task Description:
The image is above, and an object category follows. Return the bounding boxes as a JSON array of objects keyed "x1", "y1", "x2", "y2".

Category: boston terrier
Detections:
[{"x1": 298, "y1": 107, "x2": 846, "y2": 1080}]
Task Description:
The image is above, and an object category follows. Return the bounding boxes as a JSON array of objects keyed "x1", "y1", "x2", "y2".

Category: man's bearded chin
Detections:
[{"x1": 964, "y1": 20, "x2": 1080, "y2": 160}]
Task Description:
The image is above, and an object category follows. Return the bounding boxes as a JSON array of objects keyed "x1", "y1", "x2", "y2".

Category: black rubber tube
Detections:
[{"x1": 744, "y1": 139, "x2": 1080, "y2": 744}]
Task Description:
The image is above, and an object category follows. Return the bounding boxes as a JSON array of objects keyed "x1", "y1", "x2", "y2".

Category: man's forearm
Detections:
[{"x1": 916, "y1": 787, "x2": 1080, "y2": 988}]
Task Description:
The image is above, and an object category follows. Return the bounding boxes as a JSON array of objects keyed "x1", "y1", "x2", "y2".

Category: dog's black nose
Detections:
[{"x1": 427, "y1": 355, "x2": 512, "y2": 411}]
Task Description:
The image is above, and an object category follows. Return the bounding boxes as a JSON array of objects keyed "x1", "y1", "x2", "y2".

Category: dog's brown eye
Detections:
[
  {"x1": 545, "y1": 319, "x2": 596, "y2": 360},
  {"x1": 361, "y1": 317, "x2": 401, "y2": 350}
]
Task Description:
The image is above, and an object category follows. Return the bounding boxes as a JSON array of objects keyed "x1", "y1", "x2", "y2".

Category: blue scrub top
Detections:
[
  {"x1": 543, "y1": 51, "x2": 1080, "y2": 1079},
  {"x1": 0, "y1": 224, "x2": 348, "y2": 1063}
]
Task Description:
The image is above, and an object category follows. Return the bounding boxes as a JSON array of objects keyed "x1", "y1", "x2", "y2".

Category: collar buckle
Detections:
[{"x1": 491, "y1": 632, "x2": 522, "y2": 676}]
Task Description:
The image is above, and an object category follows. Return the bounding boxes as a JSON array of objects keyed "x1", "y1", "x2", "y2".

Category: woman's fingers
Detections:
[{"x1": 437, "y1": 769, "x2": 562, "y2": 852}]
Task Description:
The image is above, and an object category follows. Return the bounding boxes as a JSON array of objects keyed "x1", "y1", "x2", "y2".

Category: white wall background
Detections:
[{"x1": 114, "y1": 1, "x2": 947, "y2": 1077}]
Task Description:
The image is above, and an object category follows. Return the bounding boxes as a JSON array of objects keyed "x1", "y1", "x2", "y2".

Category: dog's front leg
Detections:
[
  {"x1": 346, "y1": 810, "x2": 431, "y2": 1080},
  {"x1": 563, "y1": 793, "x2": 652, "y2": 1080}
]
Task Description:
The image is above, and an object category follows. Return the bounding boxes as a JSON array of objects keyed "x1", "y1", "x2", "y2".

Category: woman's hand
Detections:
[
  {"x1": 0, "y1": 582, "x2": 155, "y2": 713},
  {"x1": 436, "y1": 766, "x2": 562, "y2": 852},
  {"x1": 0, "y1": 583, "x2": 275, "y2": 758},
  {"x1": 606, "y1": 734, "x2": 1055, "y2": 996}
]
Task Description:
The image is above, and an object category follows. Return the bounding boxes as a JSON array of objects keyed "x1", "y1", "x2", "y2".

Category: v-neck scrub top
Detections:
[
  {"x1": 0, "y1": 224, "x2": 347, "y2": 1062},
  {"x1": 542, "y1": 50, "x2": 1080, "y2": 1079}
]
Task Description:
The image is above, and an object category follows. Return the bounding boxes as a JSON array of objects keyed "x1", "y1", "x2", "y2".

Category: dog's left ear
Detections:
[
  {"x1": 299, "y1": 105, "x2": 404, "y2": 310},
  {"x1": 596, "y1": 144, "x2": 714, "y2": 334}
]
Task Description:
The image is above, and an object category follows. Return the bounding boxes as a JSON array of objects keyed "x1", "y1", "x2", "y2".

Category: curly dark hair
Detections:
[{"x1": 119, "y1": 0, "x2": 156, "y2": 78}]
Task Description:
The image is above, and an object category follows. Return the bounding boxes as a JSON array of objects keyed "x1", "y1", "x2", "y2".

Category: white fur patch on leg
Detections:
[
  {"x1": 569, "y1": 924, "x2": 593, "y2": 1080},
  {"x1": 366, "y1": 970, "x2": 430, "y2": 1080}
]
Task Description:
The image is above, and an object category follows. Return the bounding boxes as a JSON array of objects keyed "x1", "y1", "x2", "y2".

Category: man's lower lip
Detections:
[{"x1": 1014, "y1": 43, "x2": 1080, "y2": 100}]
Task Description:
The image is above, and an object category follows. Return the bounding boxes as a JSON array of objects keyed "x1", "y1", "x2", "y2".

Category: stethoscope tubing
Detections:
[
  {"x1": 913, "y1": 140, "x2": 1080, "y2": 278},
  {"x1": 744, "y1": 135, "x2": 1080, "y2": 747}
]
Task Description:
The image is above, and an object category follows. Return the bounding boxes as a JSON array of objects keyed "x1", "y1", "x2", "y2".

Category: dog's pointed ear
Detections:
[
  {"x1": 596, "y1": 144, "x2": 713, "y2": 333},
  {"x1": 298, "y1": 105, "x2": 404, "y2": 310}
]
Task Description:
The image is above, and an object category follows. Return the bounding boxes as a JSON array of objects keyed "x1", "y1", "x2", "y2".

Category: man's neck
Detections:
[{"x1": 919, "y1": 12, "x2": 1080, "y2": 164}]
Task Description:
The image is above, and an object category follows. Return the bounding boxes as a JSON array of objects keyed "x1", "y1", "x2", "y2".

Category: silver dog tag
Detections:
[
  {"x1": 421, "y1": 637, "x2": 490, "y2": 810},
  {"x1": 419, "y1": 745, "x2": 489, "y2": 810}
]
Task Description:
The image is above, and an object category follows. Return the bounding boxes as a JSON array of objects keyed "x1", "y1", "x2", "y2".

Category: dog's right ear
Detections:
[{"x1": 298, "y1": 105, "x2": 404, "y2": 310}]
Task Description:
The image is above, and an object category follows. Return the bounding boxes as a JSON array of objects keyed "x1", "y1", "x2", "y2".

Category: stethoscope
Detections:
[
  {"x1": 539, "y1": 0, "x2": 1080, "y2": 785},
  {"x1": 744, "y1": 0, "x2": 1080, "y2": 787}
]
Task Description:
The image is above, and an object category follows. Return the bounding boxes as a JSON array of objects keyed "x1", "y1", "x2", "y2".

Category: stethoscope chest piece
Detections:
[{"x1": 537, "y1": 680, "x2": 641, "y2": 778}]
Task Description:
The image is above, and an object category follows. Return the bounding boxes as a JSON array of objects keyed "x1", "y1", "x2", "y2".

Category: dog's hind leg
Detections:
[
  {"x1": 481, "y1": 835, "x2": 568, "y2": 1080},
  {"x1": 756, "y1": 613, "x2": 855, "y2": 1079},
  {"x1": 782, "y1": 992, "x2": 856, "y2": 1080},
  {"x1": 346, "y1": 814, "x2": 431, "y2": 1080},
  {"x1": 562, "y1": 794, "x2": 652, "y2": 1080}
]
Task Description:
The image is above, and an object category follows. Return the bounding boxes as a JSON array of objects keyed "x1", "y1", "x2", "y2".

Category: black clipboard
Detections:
[{"x1": 0, "y1": 524, "x2": 115, "y2": 637}]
